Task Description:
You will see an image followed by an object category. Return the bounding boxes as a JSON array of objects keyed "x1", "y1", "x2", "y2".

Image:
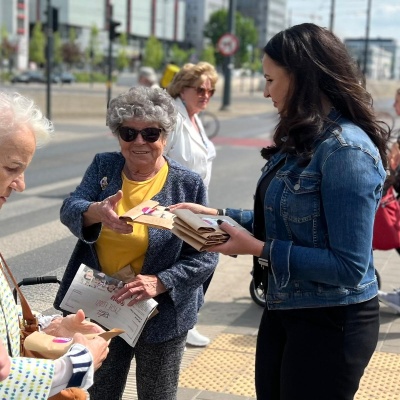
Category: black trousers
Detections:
[{"x1": 255, "y1": 297, "x2": 379, "y2": 400}]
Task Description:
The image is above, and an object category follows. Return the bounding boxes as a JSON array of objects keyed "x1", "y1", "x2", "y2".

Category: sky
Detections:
[{"x1": 286, "y1": 0, "x2": 400, "y2": 41}]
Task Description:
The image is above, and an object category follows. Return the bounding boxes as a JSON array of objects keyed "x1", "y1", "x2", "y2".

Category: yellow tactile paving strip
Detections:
[
  {"x1": 179, "y1": 333, "x2": 257, "y2": 397},
  {"x1": 179, "y1": 333, "x2": 400, "y2": 399},
  {"x1": 356, "y1": 352, "x2": 400, "y2": 400}
]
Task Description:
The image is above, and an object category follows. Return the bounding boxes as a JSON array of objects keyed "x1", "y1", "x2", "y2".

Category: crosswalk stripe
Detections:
[
  {"x1": 22, "y1": 177, "x2": 82, "y2": 197},
  {"x1": 0, "y1": 220, "x2": 72, "y2": 260},
  {"x1": 0, "y1": 196, "x2": 62, "y2": 221}
]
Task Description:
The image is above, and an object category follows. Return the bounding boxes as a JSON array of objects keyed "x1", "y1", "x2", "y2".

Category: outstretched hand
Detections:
[
  {"x1": 168, "y1": 202, "x2": 217, "y2": 215},
  {"x1": 43, "y1": 309, "x2": 105, "y2": 337},
  {"x1": 85, "y1": 190, "x2": 133, "y2": 234},
  {"x1": 208, "y1": 220, "x2": 264, "y2": 257}
]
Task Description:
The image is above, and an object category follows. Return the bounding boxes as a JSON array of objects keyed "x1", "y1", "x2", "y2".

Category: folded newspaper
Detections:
[
  {"x1": 60, "y1": 264, "x2": 158, "y2": 347},
  {"x1": 119, "y1": 201, "x2": 248, "y2": 251}
]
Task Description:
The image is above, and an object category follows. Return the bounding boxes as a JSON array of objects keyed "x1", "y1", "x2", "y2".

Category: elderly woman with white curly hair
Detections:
[
  {"x1": 0, "y1": 91, "x2": 109, "y2": 399},
  {"x1": 54, "y1": 86, "x2": 218, "y2": 400}
]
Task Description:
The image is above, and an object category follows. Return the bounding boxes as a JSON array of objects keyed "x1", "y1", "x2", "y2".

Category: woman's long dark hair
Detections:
[{"x1": 261, "y1": 23, "x2": 389, "y2": 169}]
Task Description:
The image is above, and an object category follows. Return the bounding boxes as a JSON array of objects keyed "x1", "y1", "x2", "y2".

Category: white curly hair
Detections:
[{"x1": 0, "y1": 91, "x2": 54, "y2": 148}]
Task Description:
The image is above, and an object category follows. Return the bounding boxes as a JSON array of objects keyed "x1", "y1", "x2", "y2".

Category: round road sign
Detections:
[{"x1": 217, "y1": 33, "x2": 239, "y2": 56}]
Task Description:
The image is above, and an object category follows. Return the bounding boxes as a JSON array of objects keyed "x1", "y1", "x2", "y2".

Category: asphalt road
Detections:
[
  {"x1": 1, "y1": 80, "x2": 397, "y2": 313},
  {"x1": 0, "y1": 111, "x2": 275, "y2": 313}
]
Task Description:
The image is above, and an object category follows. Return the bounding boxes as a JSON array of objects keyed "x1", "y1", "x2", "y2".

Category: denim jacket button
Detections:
[{"x1": 294, "y1": 183, "x2": 300, "y2": 190}]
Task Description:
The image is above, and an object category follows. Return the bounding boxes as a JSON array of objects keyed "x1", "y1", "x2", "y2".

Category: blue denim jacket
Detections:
[{"x1": 227, "y1": 115, "x2": 386, "y2": 310}]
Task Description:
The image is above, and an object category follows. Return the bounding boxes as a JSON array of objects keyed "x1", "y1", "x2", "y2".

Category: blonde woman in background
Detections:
[{"x1": 165, "y1": 61, "x2": 218, "y2": 347}]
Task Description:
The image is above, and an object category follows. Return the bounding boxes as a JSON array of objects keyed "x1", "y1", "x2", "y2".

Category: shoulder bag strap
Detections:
[{"x1": 0, "y1": 252, "x2": 37, "y2": 328}]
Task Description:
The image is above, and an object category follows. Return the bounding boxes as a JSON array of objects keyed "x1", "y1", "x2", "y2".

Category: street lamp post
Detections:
[
  {"x1": 221, "y1": 0, "x2": 236, "y2": 111},
  {"x1": 46, "y1": 0, "x2": 53, "y2": 119},
  {"x1": 363, "y1": 0, "x2": 372, "y2": 77}
]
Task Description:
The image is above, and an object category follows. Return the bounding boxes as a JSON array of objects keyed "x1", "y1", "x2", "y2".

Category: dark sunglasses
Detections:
[
  {"x1": 118, "y1": 126, "x2": 163, "y2": 143},
  {"x1": 188, "y1": 86, "x2": 215, "y2": 97}
]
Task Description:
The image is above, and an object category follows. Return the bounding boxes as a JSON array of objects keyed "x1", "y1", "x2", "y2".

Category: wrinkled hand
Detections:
[
  {"x1": 43, "y1": 309, "x2": 105, "y2": 337},
  {"x1": 0, "y1": 340, "x2": 10, "y2": 381},
  {"x1": 113, "y1": 274, "x2": 166, "y2": 306},
  {"x1": 72, "y1": 332, "x2": 109, "y2": 371},
  {"x1": 85, "y1": 190, "x2": 133, "y2": 234},
  {"x1": 208, "y1": 221, "x2": 264, "y2": 257},
  {"x1": 168, "y1": 202, "x2": 217, "y2": 215}
]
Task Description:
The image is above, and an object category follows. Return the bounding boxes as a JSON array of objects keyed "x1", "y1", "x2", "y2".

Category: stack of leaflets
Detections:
[{"x1": 119, "y1": 201, "x2": 249, "y2": 251}]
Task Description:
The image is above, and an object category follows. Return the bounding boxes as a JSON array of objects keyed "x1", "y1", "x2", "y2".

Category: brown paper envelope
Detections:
[
  {"x1": 172, "y1": 209, "x2": 216, "y2": 233},
  {"x1": 91, "y1": 328, "x2": 125, "y2": 341},
  {"x1": 173, "y1": 223, "x2": 227, "y2": 244},
  {"x1": 171, "y1": 227, "x2": 208, "y2": 251},
  {"x1": 133, "y1": 214, "x2": 174, "y2": 230},
  {"x1": 173, "y1": 219, "x2": 228, "y2": 240},
  {"x1": 119, "y1": 200, "x2": 159, "y2": 221},
  {"x1": 24, "y1": 329, "x2": 126, "y2": 359},
  {"x1": 24, "y1": 331, "x2": 74, "y2": 359}
]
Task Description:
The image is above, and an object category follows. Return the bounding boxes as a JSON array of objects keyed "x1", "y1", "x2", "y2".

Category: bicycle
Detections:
[{"x1": 199, "y1": 110, "x2": 220, "y2": 139}]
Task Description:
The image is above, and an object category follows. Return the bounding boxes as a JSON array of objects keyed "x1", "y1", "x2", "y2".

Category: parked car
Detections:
[
  {"x1": 56, "y1": 72, "x2": 76, "y2": 84},
  {"x1": 11, "y1": 70, "x2": 45, "y2": 84},
  {"x1": 10, "y1": 70, "x2": 60, "y2": 84}
]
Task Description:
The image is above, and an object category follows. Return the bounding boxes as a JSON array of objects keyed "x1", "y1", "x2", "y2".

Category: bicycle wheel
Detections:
[
  {"x1": 376, "y1": 111, "x2": 395, "y2": 131},
  {"x1": 249, "y1": 279, "x2": 266, "y2": 307},
  {"x1": 199, "y1": 111, "x2": 220, "y2": 139}
]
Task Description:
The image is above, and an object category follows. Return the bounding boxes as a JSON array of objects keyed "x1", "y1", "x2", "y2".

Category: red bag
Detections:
[{"x1": 373, "y1": 186, "x2": 400, "y2": 250}]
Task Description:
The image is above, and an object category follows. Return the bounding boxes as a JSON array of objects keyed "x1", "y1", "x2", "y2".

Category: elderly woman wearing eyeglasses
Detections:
[
  {"x1": 165, "y1": 62, "x2": 218, "y2": 191},
  {"x1": 165, "y1": 61, "x2": 218, "y2": 347},
  {"x1": 54, "y1": 86, "x2": 218, "y2": 400}
]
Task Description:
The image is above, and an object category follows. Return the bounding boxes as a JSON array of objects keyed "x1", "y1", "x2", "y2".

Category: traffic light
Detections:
[
  {"x1": 44, "y1": 6, "x2": 58, "y2": 32},
  {"x1": 109, "y1": 20, "x2": 121, "y2": 41},
  {"x1": 52, "y1": 7, "x2": 59, "y2": 32}
]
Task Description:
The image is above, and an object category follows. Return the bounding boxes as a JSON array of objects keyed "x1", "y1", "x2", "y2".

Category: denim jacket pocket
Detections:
[{"x1": 281, "y1": 173, "x2": 322, "y2": 244}]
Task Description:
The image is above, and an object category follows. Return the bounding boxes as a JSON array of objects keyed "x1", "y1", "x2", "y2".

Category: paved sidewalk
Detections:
[{"x1": 121, "y1": 249, "x2": 400, "y2": 400}]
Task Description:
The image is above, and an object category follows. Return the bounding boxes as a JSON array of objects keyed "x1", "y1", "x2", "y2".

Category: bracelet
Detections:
[
  {"x1": 258, "y1": 241, "x2": 271, "y2": 269},
  {"x1": 217, "y1": 208, "x2": 225, "y2": 216}
]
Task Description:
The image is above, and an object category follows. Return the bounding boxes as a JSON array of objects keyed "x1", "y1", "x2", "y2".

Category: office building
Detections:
[
  {"x1": 185, "y1": 0, "x2": 228, "y2": 55},
  {"x1": 236, "y1": 0, "x2": 286, "y2": 49},
  {"x1": 345, "y1": 38, "x2": 398, "y2": 79},
  {"x1": 24, "y1": 0, "x2": 186, "y2": 70},
  {"x1": 0, "y1": 0, "x2": 30, "y2": 70}
]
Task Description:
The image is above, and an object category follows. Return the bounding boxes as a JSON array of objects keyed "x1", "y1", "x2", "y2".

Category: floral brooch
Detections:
[{"x1": 100, "y1": 177, "x2": 108, "y2": 190}]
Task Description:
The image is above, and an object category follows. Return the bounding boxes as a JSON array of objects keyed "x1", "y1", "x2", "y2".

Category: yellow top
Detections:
[{"x1": 96, "y1": 162, "x2": 168, "y2": 277}]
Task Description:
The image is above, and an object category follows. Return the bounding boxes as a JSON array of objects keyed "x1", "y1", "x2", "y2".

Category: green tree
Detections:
[
  {"x1": 116, "y1": 33, "x2": 129, "y2": 71},
  {"x1": 53, "y1": 31, "x2": 62, "y2": 66},
  {"x1": 169, "y1": 44, "x2": 189, "y2": 66},
  {"x1": 1, "y1": 27, "x2": 17, "y2": 73},
  {"x1": 200, "y1": 45, "x2": 216, "y2": 65},
  {"x1": 142, "y1": 36, "x2": 164, "y2": 70},
  {"x1": 29, "y1": 22, "x2": 46, "y2": 65},
  {"x1": 203, "y1": 9, "x2": 258, "y2": 67},
  {"x1": 87, "y1": 24, "x2": 103, "y2": 68}
]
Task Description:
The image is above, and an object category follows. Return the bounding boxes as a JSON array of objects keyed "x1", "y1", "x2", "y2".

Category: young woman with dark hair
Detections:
[{"x1": 170, "y1": 23, "x2": 390, "y2": 399}]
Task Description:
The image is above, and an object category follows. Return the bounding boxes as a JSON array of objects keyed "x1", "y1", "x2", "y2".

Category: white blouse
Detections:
[{"x1": 164, "y1": 97, "x2": 216, "y2": 190}]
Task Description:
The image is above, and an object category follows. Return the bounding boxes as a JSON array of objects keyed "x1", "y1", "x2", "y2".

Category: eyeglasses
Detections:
[
  {"x1": 188, "y1": 86, "x2": 215, "y2": 97},
  {"x1": 118, "y1": 126, "x2": 163, "y2": 143}
]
